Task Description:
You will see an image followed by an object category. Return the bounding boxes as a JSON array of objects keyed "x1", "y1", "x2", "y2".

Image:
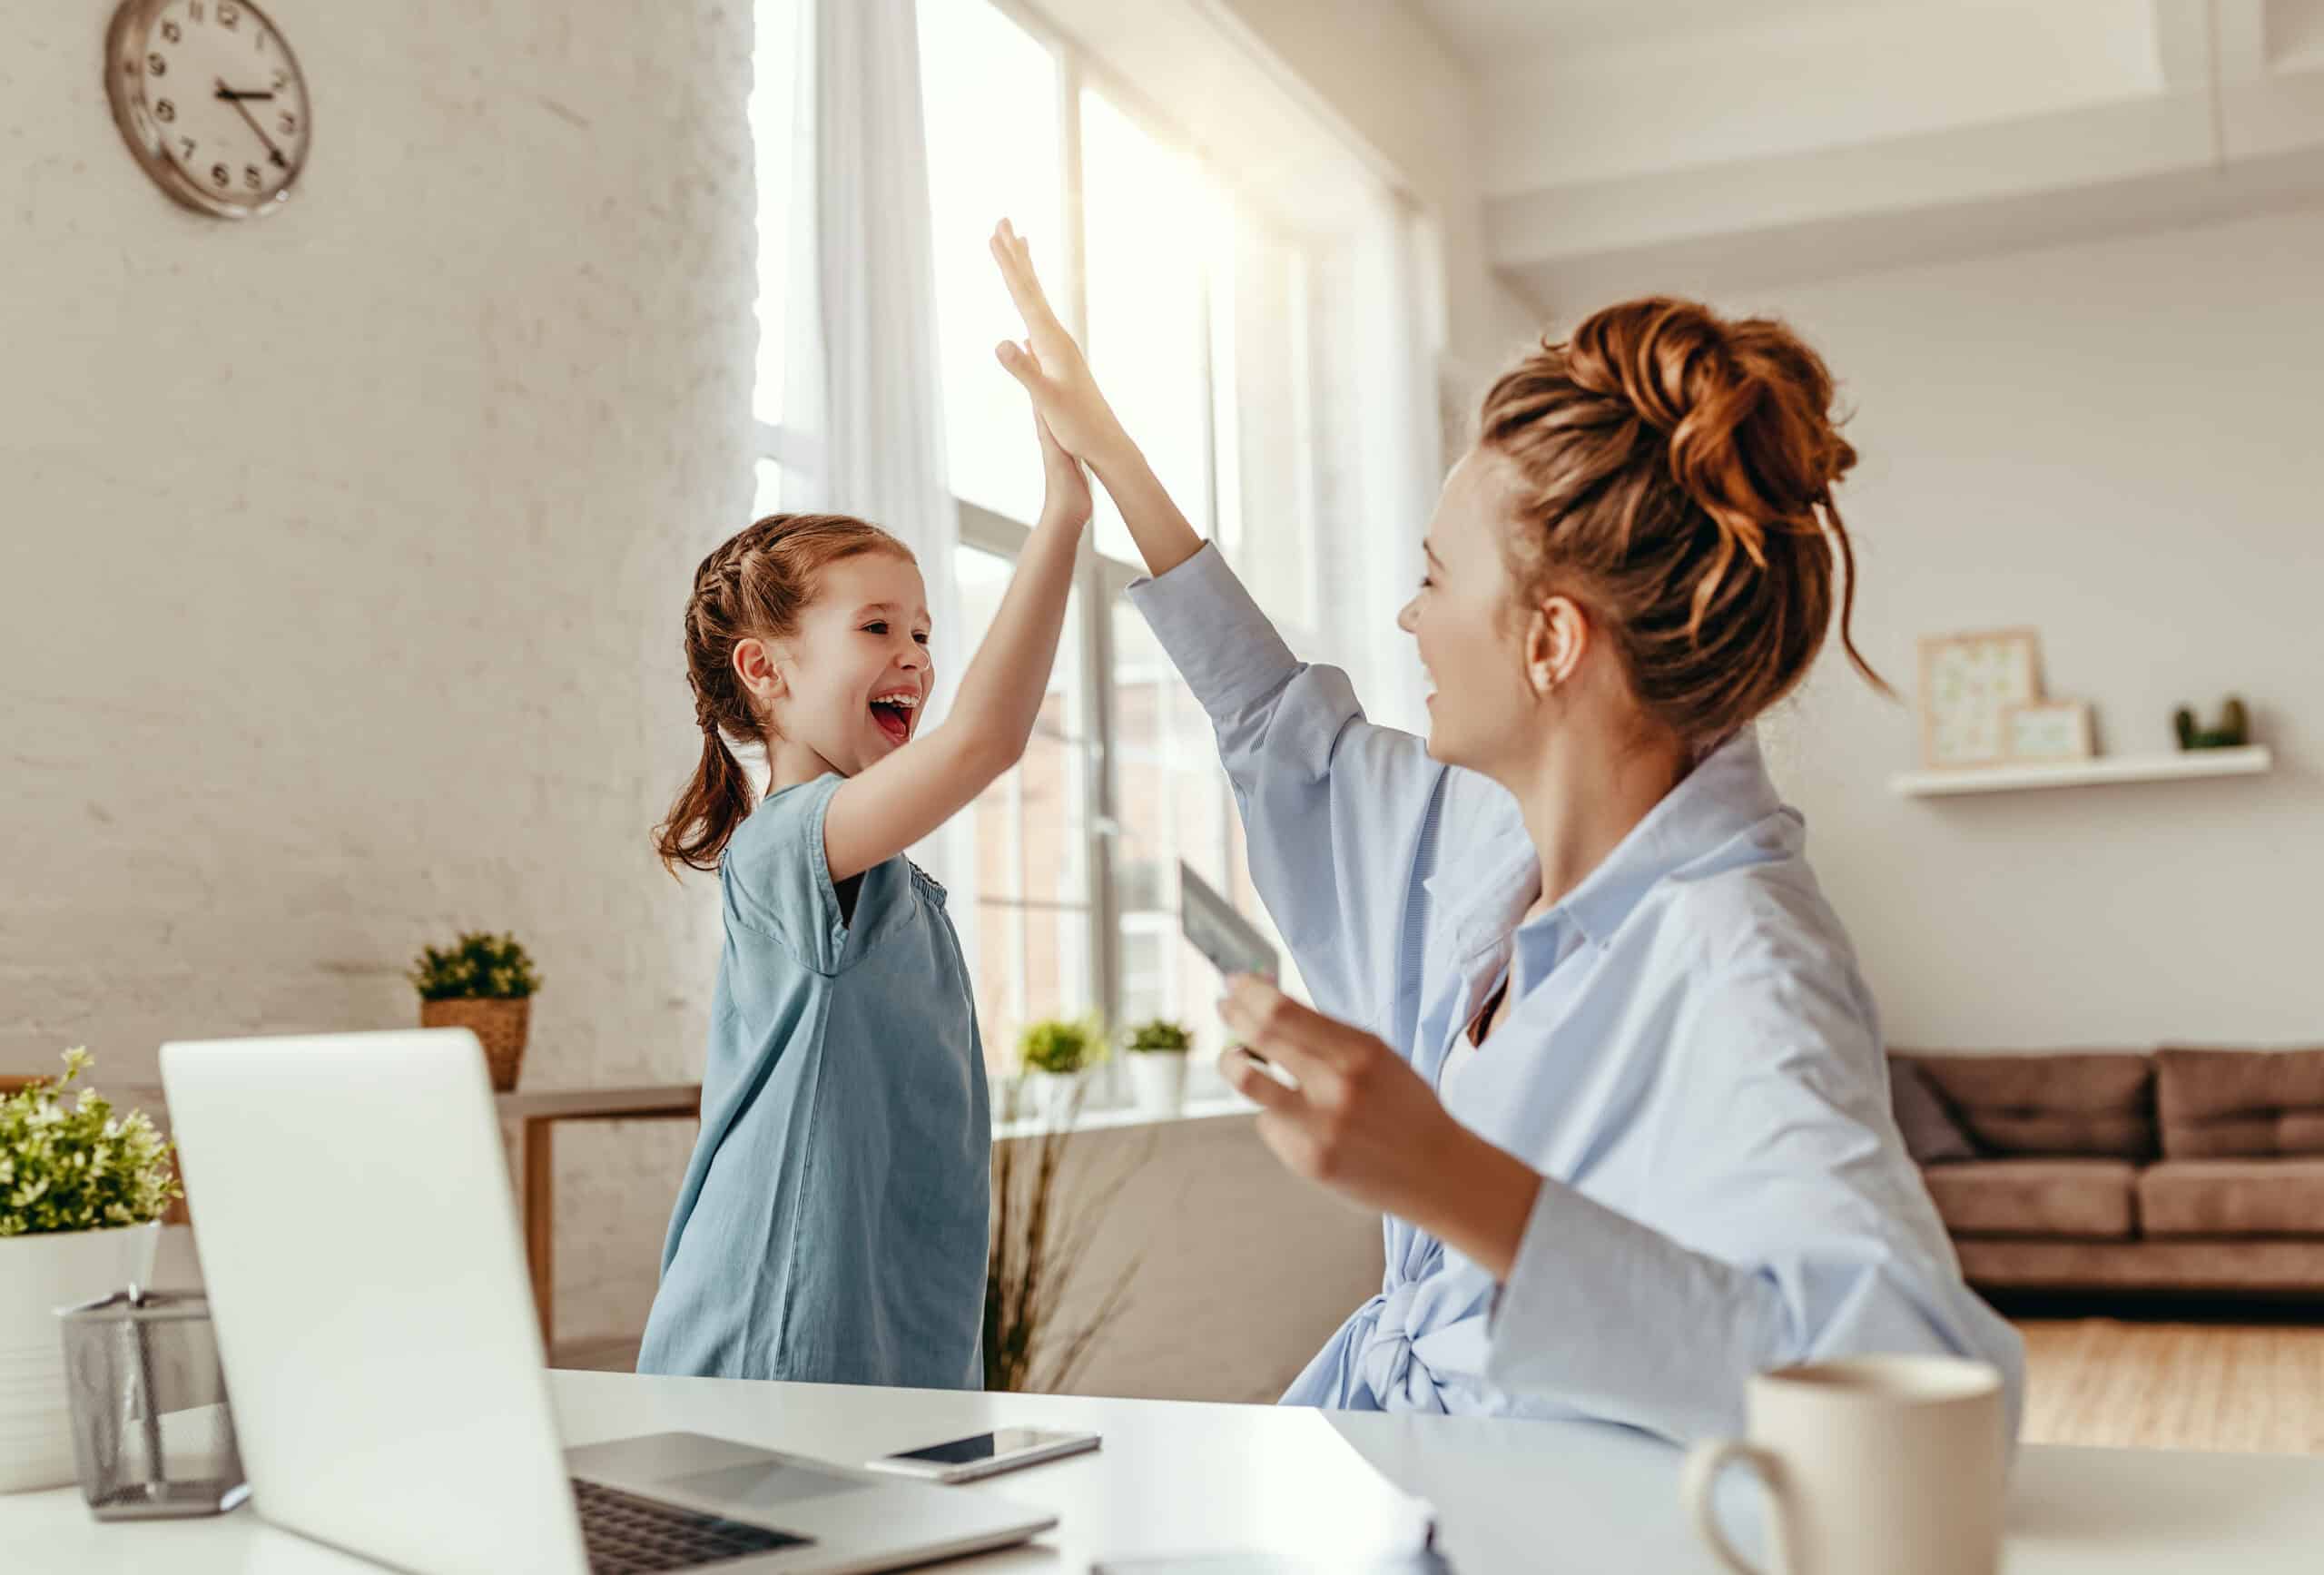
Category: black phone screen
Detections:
[{"x1": 892, "y1": 1428, "x2": 1051, "y2": 1465}]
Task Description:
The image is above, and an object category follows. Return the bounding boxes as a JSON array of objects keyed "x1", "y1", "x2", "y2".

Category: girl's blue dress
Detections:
[{"x1": 638, "y1": 773, "x2": 989, "y2": 1389}]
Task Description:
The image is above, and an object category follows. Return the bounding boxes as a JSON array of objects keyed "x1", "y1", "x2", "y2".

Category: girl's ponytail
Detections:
[
  {"x1": 653, "y1": 513, "x2": 914, "y2": 876},
  {"x1": 655, "y1": 712, "x2": 761, "y2": 875}
]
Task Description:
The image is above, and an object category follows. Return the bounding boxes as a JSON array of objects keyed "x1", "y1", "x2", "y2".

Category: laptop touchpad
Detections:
[{"x1": 667, "y1": 1460, "x2": 874, "y2": 1510}]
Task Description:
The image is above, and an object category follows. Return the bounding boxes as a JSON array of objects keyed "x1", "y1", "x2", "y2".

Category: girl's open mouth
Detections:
[{"x1": 870, "y1": 690, "x2": 919, "y2": 746}]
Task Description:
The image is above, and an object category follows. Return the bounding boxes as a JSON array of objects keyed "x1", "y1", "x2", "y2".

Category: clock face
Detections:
[{"x1": 107, "y1": 0, "x2": 310, "y2": 219}]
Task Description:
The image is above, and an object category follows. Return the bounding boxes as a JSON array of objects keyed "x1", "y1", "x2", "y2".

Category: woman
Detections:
[{"x1": 990, "y1": 223, "x2": 2022, "y2": 1444}]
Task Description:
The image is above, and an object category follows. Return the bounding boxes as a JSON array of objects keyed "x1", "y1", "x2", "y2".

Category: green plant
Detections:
[
  {"x1": 1125, "y1": 1019, "x2": 1192, "y2": 1055},
  {"x1": 0, "y1": 1048, "x2": 180, "y2": 1237},
  {"x1": 408, "y1": 930, "x2": 542, "y2": 1001},
  {"x1": 2174, "y1": 696, "x2": 2250, "y2": 752},
  {"x1": 1018, "y1": 1016, "x2": 1105, "y2": 1076}
]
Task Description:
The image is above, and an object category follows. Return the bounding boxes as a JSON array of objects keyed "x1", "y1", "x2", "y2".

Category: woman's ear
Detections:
[
  {"x1": 1523, "y1": 596, "x2": 1589, "y2": 699},
  {"x1": 731, "y1": 637, "x2": 785, "y2": 709}
]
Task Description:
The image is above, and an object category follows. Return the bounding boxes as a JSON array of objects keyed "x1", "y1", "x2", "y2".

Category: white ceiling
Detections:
[{"x1": 1408, "y1": 0, "x2": 2324, "y2": 312}]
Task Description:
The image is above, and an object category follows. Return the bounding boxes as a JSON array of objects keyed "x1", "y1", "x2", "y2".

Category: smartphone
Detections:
[{"x1": 865, "y1": 1427, "x2": 1100, "y2": 1484}]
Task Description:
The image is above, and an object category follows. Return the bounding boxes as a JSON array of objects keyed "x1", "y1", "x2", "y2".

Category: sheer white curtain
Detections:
[{"x1": 777, "y1": 0, "x2": 970, "y2": 900}]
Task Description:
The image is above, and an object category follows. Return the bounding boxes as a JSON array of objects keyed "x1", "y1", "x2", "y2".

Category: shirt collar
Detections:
[
  {"x1": 1433, "y1": 727, "x2": 1786, "y2": 960},
  {"x1": 1558, "y1": 727, "x2": 1784, "y2": 946}
]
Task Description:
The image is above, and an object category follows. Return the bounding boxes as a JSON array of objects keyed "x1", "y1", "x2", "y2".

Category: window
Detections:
[
  {"x1": 953, "y1": 544, "x2": 1093, "y2": 1061},
  {"x1": 1110, "y1": 604, "x2": 1297, "y2": 1070},
  {"x1": 753, "y1": 0, "x2": 1339, "y2": 1100},
  {"x1": 1079, "y1": 91, "x2": 1219, "y2": 565},
  {"x1": 916, "y1": 5, "x2": 1330, "y2": 1098},
  {"x1": 917, "y1": 0, "x2": 1065, "y2": 527},
  {"x1": 750, "y1": 458, "x2": 783, "y2": 522}
]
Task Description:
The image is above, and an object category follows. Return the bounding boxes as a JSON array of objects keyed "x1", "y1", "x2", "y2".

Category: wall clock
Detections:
[{"x1": 106, "y1": 0, "x2": 310, "y2": 219}]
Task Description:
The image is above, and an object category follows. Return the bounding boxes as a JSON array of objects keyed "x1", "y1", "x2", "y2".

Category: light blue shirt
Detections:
[
  {"x1": 637, "y1": 773, "x2": 989, "y2": 1390},
  {"x1": 1130, "y1": 545, "x2": 2024, "y2": 1446}
]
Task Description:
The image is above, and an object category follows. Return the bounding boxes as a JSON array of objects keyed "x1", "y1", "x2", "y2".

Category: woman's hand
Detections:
[
  {"x1": 990, "y1": 219, "x2": 1132, "y2": 467},
  {"x1": 1218, "y1": 975, "x2": 1543, "y2": 1280}
]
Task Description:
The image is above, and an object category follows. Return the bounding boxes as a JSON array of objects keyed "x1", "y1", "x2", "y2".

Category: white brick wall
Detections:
[{"x1": 2, "y1": 0, "x2": 755, "y2": 1341}]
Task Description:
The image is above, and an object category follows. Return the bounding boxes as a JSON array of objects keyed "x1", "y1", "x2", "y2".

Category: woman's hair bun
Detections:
[
  {"x1": 1566, "y1": 297, "x2": 1856, "y2": 571},
  {"x1": 1478, "y1": 295, "x2": 1886, "y2": 743}
]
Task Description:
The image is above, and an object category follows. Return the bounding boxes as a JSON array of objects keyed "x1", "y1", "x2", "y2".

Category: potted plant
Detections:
[
  {"x1": 1124, "y1": 1019, "x2": 1193, "y2": 1117},
  {"x1": 0, "y1": 1048, "x2": 181, "y2": 1492},
  {"x1": 409, "y1": 930, "x2": 542, "y2": 1092},
  {"x1": 1017, "y1": 1017, "x2": 1105, "y2": 1129}
]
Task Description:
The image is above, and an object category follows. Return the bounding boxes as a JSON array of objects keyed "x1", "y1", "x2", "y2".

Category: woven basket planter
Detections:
[{"x1": 419, "y1": 997, "x2": 532, "y2": 1092}]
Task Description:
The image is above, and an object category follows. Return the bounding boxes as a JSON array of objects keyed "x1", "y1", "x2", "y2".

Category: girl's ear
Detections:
[
  {"x1": 1523, "y1": 595, "x2": 1589, "y2": 698},
  {"x1": 731, "y1": 637, "x2": 785, "y2": 707}
]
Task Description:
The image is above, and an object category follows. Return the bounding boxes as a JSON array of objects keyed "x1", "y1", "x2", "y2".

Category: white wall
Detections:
[
  {"x1": 2, "y1": 0, "x2": 754, "y2": 1338},
  {"x1": 1719, "y1": 204, "x2": 2324, "y2": 1051}
]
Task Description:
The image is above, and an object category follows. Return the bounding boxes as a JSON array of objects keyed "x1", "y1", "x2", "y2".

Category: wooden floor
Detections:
[
  {"x1": 556, "y1": 1317, "x2": 2324, "y2": 1455},
  {"x1": 2017, "y1": 1314, "x2": 2324, "y2": 1454}
]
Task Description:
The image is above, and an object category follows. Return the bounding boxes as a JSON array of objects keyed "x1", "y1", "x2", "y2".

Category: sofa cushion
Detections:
[
  {"x1": 2155, "y1": 1047, "x2": 2324, "y2": 1159},
  {"x1": 1920, "y1": 1159, "x2": 2138, "y2": 1239},
  {"x1": 1903, "y1": 1052, "x2": 2155, "y2": 1161},
  {"x1": 1889, "y1": 1058, "x2": 1980, "y2": 1165},
  {"x1": 2137, "y1": 1159, "x2": 2324, "y2": 1237}
]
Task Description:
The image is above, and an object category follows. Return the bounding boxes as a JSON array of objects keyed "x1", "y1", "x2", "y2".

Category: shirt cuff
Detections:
[
  {"x1": 1125, "y1": 542, "x2": 1302, "y2": 719},
  {"x1": 1481, "y1": 1176, "x2": 1622, "y2": 1394}
]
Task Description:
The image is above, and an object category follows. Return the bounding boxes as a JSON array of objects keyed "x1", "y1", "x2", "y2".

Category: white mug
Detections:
[{"x1": 1679, "y1": 1355, "x2": 2006, "y2": 1575}]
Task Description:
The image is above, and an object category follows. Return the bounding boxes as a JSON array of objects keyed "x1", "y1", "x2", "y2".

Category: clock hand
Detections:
[
  {"x1": 214, "y1": 88, "x2": 277, "y2": 102},
  {"x1": 216, "y1": 78, "x2": 289, "y2": 168}
]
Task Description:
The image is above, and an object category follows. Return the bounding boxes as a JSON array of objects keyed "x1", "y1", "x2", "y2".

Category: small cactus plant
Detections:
[{"x1": 2174, "y1": 696, "x2": 2250, "y2": 751}]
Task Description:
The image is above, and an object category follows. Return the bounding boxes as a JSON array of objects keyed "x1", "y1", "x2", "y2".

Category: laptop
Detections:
[{"x1": 161, "y1": 1029, "x2": 1055, "y2": 1575}]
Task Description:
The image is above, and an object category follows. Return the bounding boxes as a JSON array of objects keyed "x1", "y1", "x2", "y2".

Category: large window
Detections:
[{"x1": 760, "y1": 0, "x2": 1328, "y2": 1101}]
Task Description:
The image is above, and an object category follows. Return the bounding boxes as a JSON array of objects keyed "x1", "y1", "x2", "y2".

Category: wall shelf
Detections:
[{"x1": 1891, "y1": 746, "x2": 2273, "y2": 798}]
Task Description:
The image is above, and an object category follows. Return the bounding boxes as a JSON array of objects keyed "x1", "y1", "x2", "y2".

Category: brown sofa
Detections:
[{"x1": 1891, "y1": 1047, "x2": 2324, "y2": 1296}]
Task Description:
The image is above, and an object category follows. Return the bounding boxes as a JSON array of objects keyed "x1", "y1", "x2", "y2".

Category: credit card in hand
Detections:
[{"x1": 1180, "y1": 861, "x2": 1278, "y2": 981}]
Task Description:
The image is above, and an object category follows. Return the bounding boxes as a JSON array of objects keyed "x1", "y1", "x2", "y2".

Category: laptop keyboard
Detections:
[{"x1": 574, "y1": 1477, "x2": 812, "y2": 1572}]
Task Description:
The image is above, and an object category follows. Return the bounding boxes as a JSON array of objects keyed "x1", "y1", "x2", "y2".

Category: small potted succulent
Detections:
[
  {"x1": 0, "y1": 1048, "x2": 181, "y2": 1492},
  {"x1": 1124, "y1": 1019, "x2": 1193, "y2": 1117},
  {"x1": 409, "y1": 930, "x2": 542, "y2": 1092},
  {"x1": 1017, "y1": 1017, "x2": 1106, "y2": 1128}
]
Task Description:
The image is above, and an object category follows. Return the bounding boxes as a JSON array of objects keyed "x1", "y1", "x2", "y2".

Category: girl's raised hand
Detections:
[
  {"x1": 990, "y1": 219, "x2": 1128, "y2": 465},
  {"x1": 1030, "y1": 404, "x2": 1091, "y2": 532}
]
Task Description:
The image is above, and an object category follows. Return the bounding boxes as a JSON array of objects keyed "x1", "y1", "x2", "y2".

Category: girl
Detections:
[
  {"x1": 988, "y1": 226, "x2": 2022, "y2": 1442},
  {"x1": 636, "y1": 285, "x2": 1090, "y2": 1389}
]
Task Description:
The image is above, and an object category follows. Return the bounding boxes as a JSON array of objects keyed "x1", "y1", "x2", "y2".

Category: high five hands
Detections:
[{"x1": 988, "y1": 220, "x2": 1130, "y2": 468}]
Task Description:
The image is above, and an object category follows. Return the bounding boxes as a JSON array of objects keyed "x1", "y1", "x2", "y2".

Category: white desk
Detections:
[{"x1": 13, "y1": 1370, "x2": 2324, "y2": 1572}]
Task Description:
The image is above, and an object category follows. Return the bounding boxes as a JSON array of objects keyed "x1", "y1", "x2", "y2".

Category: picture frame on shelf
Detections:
[
  {"x1": 1917, "y1": 628, "x2": 2044, "y2": 770},
  {"x1": 2004, "y1": 699, "x2": 2094, "y2": 763}
]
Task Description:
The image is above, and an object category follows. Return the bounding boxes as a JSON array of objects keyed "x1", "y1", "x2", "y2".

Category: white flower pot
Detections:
[
  {"x1": 0, "y1": 1222, "x2": 162, "y2": 1493},
  {"x1": 1128, "y1": 1052, "x2": 1188, "y2": 1117},
  {"x1": 1023, "y1": 1071, "x2": 1085, "y2": 1129}
]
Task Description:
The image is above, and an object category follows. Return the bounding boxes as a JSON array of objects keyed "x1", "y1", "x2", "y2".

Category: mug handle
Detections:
[{"x1": 1679, "y1": 1437, "x2": 1785, "y2": 1575}]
